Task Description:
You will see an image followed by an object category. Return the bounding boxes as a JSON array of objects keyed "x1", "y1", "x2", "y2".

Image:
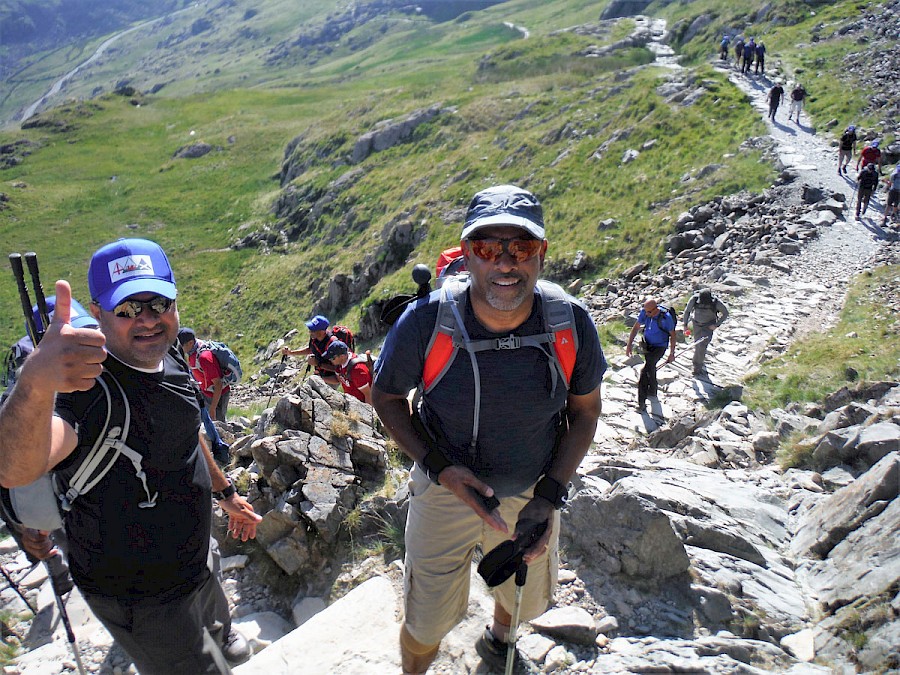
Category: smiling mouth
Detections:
[{"x1": 492, "y1": 277, "x2": 521, "y2": 287}]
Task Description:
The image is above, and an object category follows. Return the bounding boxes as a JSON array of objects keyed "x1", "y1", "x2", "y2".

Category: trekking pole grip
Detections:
[
  {"x1": 10, "y1": 253, "x2": 39, "y2": 345},
  {"x1": 24, "y1": 252, "x2": 50, "y2": 336}
]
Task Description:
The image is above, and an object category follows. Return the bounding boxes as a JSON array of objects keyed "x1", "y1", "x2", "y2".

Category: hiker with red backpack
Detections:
[
  {"x1": 282, "y1": 314, "x2": 340, "y2": 386},
  {"x1": 625, "y1": 297, "x2": 676, "y2": 410},
  {"x1": 0, "y1": 238, "x2": 259, "y2": 673},
  {"x1": 323, "y1": 340, "x2": 372, "y2": 404},
  {"x1": 372, "y1": 185, "x2": 606, "y2": 675}
]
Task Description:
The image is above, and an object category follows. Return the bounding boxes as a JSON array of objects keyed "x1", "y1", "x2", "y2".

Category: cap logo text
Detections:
[{"x1": 107, "y1": 255, "x2": 154, "y2": 282}]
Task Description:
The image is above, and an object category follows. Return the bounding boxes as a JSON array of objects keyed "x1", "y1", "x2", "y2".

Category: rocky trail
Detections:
[{"x1": 2, "y1": 20, "x2": 899, "y2": 675}]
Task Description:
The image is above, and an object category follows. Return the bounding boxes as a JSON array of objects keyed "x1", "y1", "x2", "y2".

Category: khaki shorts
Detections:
[{"x1": 402, "y1": 464, "x2": 560, "y2": 646}]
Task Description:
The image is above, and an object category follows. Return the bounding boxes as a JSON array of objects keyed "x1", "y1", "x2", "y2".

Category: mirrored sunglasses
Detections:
[
  {"x1": 113, "y1": 296, "x2": 174, "y2": 319},
  {"x1": 467, "y1": 238, "x2": 542, "y2": 263}
]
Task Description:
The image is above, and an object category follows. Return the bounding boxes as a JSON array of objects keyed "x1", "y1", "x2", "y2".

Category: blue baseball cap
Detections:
[
  {"x1": 88, "y1": 239, "x2": 177, "y2": 311},
  {"x1": 30, "y1": 296, "x2": 98, "y2": 332},
  {"x1": 323, "y1": 340, "x2": 349, "y2": 360},
  {"x1": 462, "y1": 185, "x2": 545, "y2": 240},
  {"x1": 305, "y1": 315, "x2": 329, "y2": 331}
]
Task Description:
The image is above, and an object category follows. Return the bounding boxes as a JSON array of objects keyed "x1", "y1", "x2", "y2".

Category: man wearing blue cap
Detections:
[
  {"x1": 282, "y1": 314, "x2": 340, "y2": 386},
  {"x1": 0, "y1": 238, "x2": 260, "y2": 673},
  {"x1": 373, "y1": 185, "x2": 606, "y2": 674}
]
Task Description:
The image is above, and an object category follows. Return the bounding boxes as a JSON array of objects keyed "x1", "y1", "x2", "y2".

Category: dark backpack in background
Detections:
[{"x1": 661, "y1": 306, "x2": 678, "y2": 334}]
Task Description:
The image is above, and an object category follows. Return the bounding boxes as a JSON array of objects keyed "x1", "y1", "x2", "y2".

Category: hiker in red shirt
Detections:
[
  {"x1": 856, "y1": 140, "x2": 883, "y2": 173},
  {"x1": 324, "y1": 340, "x2": 372, "y2": 404}
]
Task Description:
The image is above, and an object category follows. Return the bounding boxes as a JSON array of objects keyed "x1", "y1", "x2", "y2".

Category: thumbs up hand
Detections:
[{"x1": 21, "y1": 281, "x2": 106, "y2": 393}]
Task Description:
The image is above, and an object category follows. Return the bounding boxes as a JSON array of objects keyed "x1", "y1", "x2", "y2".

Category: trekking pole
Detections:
[
  {"x1": 265, "y1": 354, "x2": 287, "y2": 409},
  {"x1": 657, "y1": 335, "x2": 710, "y2": 372},
  {"x1": 50, "y1": 573, "x2": 87, "y2": 675},
  {"x1": 9, "y1": 254, "x2": 39, "y2": 346},
  {"x1": 24, "y1": 252, "x2": 51, "y2": 335},
  {"x1": 0, "y1": 563, "x2": 38, "y2": 614},
  {"x1": 505, "y1": 562, "x2": 528, "y2": 675}
]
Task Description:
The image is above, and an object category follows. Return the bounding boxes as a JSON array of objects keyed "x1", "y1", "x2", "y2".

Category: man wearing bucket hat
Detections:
[
  {"x1": 282, "y1": 314, "x2": 341, "y2": 386},
  {"x1": 372, "y1": 185, "x2": 606, "y2": 674},
  {"x1": 0, "y1": 238, "x2": 260, "y2": 673}
]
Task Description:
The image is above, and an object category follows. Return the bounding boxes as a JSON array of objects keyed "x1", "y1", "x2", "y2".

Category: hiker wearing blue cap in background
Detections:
[
  {"x1": 373, "y1": 185, "x2": 606, "y2": 674},
  {"x1": 282, "y1": 313, "x2": 340, "y2": 386},
  {"x1": 0, "y1": 238, "x2": 260, "y2": 673},
  {"x1": 838, "y1": 125, "x2": 858, "y2": 175}
]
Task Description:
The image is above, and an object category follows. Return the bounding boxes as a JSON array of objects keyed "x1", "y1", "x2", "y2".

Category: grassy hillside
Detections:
[{"x1": 0, "y1": 0, "x2": 880, "y2": 368}]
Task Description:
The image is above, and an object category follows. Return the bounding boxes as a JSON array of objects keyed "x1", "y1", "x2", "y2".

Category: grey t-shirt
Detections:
[{"x1": 375, "y1": 284, "x2": 606, "y2": 497}]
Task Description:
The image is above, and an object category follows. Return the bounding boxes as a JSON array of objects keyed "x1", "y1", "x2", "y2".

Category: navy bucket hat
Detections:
[{"x1": 461, "y1": 185, "x2": 545, "y2": 240}]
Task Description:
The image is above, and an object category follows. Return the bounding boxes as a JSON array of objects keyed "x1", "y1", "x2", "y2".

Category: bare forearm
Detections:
[
  {"x1": 0, "y1": 380, "x2": 58, "y2": 487},
  {"x1": 545, "y1": 397, "x2": 601, "y2": 485},
  {"x1": 371, "y1": 389, "x2": 427, "y2": 463},
  {"x1": 199, "y1": 434, "x2": 230, "y2": 492}
]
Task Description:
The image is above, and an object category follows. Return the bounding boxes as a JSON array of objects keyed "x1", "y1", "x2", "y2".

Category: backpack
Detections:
[
  {"x1": 435, "y1": 247, "x2": 467, "y2": 288},
  {"x1": 421, "y1": 276, "x2": 579, "y2": 451},
  {"x1": 331, "y1": 325, "x2": 356, "y2": 353},
  {"x1": 1, "y1": 336, "x2": 33, "y2": 387},
  {"x1": 660, "y1": 306, "x2": 677, "y2": 334},
  {"x1": 197, "y1": 340, "x2": 242, "y2": 385},
  {"x1": 0, "y1": 368, "x2": 158, "y2": 531}
]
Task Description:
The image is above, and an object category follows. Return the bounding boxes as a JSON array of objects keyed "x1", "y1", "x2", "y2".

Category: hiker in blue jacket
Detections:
[
  {"x1": 372, "y1": 185, "x2": 605, "y2": 675},
  {"x1": 0, "y1": 238, "x2": 260, "y2": 674},
  {"x1": 626, "y1": 297, "x2": 676, "y2": 409}
]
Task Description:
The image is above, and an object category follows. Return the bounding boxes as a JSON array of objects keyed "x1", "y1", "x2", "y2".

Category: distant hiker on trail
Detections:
[
  {"x1": 788, "y1": 83, "x2": 807, "y2": 124},
  {"x1": 625, "y1": 297, "x2": 676, "y2": 410},
  {"x1": 177, "y1": 327, "x2": 231, "y2": 464},
  {"x1": 883, "y1": 165, "x2": 900, "y2": 226},
  {"x1": 372, "y1": 184, "x2": 605, "y2": 675},
  {"x1": 719, "y1": 34, "x2": 730, "y2": 60},
  {"x1": 754, "y1": 40, "x2": 766, "y2": 74},
  {"x1": 282, "y1": 314, "x2": 340, "y2": 386},
  {"x1": 0, "y1": 238, "x2": 260, "y2": 673},
  {"x1": 855, "y1": 162, "x2": 880, "y2": 220},
  {"x1": 767, "y1": 82, "x2": 784, "y2": 120},
  {"x1": 682, "y1": 289, "x2": 729, "y2": 377},
  {"x1": 857, "y1": 139, "x2": 883, "y2": 173},
  {"x1": 741, "y1": 38, "x2": 755, "y2": 74},
  {"x1": 733, "y1": 36, "x2": 744, "y2": 65},
  {"x1": 838, "y1": 125, "x2": 858, "y2": 175},
  {"x1": 324, "y1": 340, "x2": 372, "y2": 404}
]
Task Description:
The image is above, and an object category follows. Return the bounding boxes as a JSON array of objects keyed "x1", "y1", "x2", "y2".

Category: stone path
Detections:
[{"x1": 591, "y1": 61, "x2": 893, "y2": 453}]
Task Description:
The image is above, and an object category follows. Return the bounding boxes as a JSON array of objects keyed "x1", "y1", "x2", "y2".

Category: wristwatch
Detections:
[
  {"x1": 213, "y1": 480, "x2": 236, "y2": 501},
  {"x1": 420, "y1": 448, "x2": 452, "y2": 484},
  {"x1": 534, "y1": 475, "x2": 568, "y2": 509}
]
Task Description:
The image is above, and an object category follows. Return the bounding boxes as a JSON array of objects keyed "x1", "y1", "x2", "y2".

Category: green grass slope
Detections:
[{"x1": 0, "y1": 0, "x2": 881, "y2": 368}]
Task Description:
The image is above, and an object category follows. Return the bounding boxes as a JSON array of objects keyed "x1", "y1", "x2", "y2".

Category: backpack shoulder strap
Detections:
[
  {"x1": 422, "y1": 275, "x2": 468, "y2": 393},
  {"x1": 56, "y1": 368, "x2": 158, "y2": 513},
  {"x1": 535, "y1": 280, "x2": 578, "y2": 387}
]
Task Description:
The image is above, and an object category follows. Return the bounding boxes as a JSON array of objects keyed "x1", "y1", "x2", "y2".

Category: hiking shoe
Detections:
[
  {"x1": 475, "y1": 627, "x2": 519, "y2": 673},
  {"x1": 222, "y1": 627, "x2": 250, "y2": 663}
]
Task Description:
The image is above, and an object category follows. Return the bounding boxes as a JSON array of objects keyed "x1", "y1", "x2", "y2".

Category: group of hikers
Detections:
[
  {"x1": 719, "y1": 34, "x2": 766, "y2": 75},
  {"x1": 0, "y1": 182, "x2": 737, "y2": 674},
  {"x1": 836, "y1": 128, "x2": 898, "y2": 224}
]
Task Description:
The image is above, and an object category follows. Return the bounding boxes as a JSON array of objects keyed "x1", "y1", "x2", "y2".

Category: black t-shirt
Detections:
[{"x1": 54, "y1": 347, "x2": 211, "y2": 598}]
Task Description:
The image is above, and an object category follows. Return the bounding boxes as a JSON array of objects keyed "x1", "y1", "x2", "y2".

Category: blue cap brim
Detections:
[{"x1": 96, "y1": 278, "x2": 177, "y2": 311}]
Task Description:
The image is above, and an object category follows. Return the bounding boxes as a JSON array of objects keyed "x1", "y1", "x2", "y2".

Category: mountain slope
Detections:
[{"x1": 0, "y1": 0, "x2": 891, "y2": 367}]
